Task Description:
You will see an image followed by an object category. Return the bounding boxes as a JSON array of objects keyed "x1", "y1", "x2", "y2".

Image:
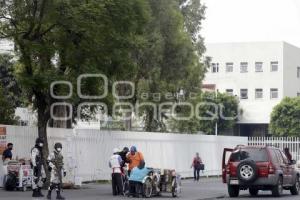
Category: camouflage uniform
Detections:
[
  {"x1": 47, "y1": 143, "x2": 66, "y2": 200},
  {"x1": 31, "y1": 138, "x2": 46, "y2": 198}
]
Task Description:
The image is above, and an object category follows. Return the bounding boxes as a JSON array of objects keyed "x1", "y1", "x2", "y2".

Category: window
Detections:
[
  {"x1": 271, "y1": 61, "x2": 278, "y2": 72},
  {"x1": 240, "y1": 62, "x2": 248, "y2": 73},
  {"x1": 270, "y1": 88, "x2": 278, "y2": 99},
  {"x1": 297, "y1": 67, "x2": 300, "y2": 78},
  {"x1": 240, "y1": 89, "x2": 248, "y2": 99},
  {"x1": 229, "y1": 148, "x2": 268, "y2": 162},
  {"x1": 226, "y1": 63, "x2": 233, "y2": 72},
  {"x1": 255, "y1": 89, "x2": 263, "y2": 99},
  {"x1": 255, "y1": 62, "x2": 263, "y2": 72},
  {"x1": 275, "y1": 150, "x2": 284, "y2": 164},
  {"x1": 226, "y1": 89, "x2": 233, "y2": 95},
  {"x1": 211, "y1": 63, "x2": 219, "y2": 73}
]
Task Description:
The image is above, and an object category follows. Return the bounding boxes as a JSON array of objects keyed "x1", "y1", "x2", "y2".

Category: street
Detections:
[{"x1": 0, "y1": 178, "x2": 299, "y2": 200}]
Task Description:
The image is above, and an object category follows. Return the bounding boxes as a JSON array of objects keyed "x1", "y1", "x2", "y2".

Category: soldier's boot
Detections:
[
  {"x1": 38, "y1": 187, "x2": 44, "y2": 197},
  {"x1": 56, "y1": 191, "x2": 65, "y2": 200},
  {"x1": 47, "y1": 190, "x2": 52, "y2": 199},
  {"x1": 32, "y1": 189, "x2": 40, "y2": 197}
]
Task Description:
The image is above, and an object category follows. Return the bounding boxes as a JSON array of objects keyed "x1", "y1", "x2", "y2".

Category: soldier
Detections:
[
  {"x1": 47, "y1": 142, "x2": 66, "y2": 200},
  {"x1": 31, "y1": 137, "x2": 47, "y2": 197}
]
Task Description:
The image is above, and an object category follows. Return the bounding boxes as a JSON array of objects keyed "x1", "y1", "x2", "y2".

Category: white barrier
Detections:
[{"x1": 0, "y1": 125, "x2": 248, "y2": 183}]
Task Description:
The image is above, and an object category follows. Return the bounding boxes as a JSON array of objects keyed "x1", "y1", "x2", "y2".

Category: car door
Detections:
[
  {"x1": 280, "y1": 150, "x2": 293, "y2": 184},
  {"x1": 275, "y1": 150, "x2": 289, "y2": 185},
  {"x1": 222, "y1": 148, "x2": 233, "y2": 183}
]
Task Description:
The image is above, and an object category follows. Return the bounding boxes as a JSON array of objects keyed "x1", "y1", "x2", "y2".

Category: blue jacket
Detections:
[{"x1": 129, "y1": 167, "x2": 150, "y2": 183}]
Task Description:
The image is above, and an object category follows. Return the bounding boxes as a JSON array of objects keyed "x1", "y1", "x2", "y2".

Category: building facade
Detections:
[{"x1": 204, "y1": 42, "x2": 300, "y2": 136}]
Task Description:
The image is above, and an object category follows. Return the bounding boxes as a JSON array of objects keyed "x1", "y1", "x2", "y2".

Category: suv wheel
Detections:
[
  {"x1": 272, "y1": 177, "x2": 283, "y2": 197},
  {"x1": 237, "y1": 160, "x2": 258, "y2": 183},
  {"x1": 249, "y1": 188, "x2": 259, "y2": 196},
  {"x1": 228, "y1": 185, "x2": 239, "y2": 197},
  {"x1": 290, "y1": 176, "x2": 300, "y2": 195}
]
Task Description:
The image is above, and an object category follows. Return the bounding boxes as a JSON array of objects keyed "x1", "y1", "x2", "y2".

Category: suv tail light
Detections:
[{"x1": 226, "y1": 165, "x2": 230, "y2": 174}]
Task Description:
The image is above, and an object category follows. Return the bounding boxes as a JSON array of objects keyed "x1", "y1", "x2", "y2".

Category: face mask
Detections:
[
  {"x1": 39, "y1": 143, "x2": 44, "y2": 147},
  {"x1": 56, "y1": 148, "x2": 62, "y2": 152},
  {"x1": 8, "y1": 147, "x2": 13, "y2": 150}
]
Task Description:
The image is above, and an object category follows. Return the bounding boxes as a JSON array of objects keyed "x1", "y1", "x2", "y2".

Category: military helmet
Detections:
[
  {"x1": 35, "y1": 137, "x2": 44, "y2": 145},
  {"x1": 54, "y1": 142, "x2": 63, "y2": 150}
]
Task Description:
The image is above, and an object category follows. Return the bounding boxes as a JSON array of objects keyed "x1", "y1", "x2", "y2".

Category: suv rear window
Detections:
[{"x1": 230, "y1": 148, "x2": 268, "y2": 162}]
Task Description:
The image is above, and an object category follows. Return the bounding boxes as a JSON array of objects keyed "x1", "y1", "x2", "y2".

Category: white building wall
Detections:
[
  {"x1": 204, "y1": 42, "x2": 291, "y2": 124},
  {"x1": 283, "y1": 42, "x2": 300, "y2": 97}
]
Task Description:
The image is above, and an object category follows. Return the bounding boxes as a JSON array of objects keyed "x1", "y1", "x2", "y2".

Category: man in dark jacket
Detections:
[
  {"x1": 2, "y1": 143, "x2": 13, "y2": 162},
  {"x1": 118, "y1": 147, "x2": 129, "y2": 168}
]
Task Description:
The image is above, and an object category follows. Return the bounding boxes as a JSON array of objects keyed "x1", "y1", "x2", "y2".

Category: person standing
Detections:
[
  {"x1": 126, "y1": 146, "x2": 144, "y2": 177},
  {"x1": 2, "y1": 143, "x2": 13, "y2": 163},
  {"x1": 191, "y1": 152, "x2": 202, "y2": 181},
  {"x1": 109, "y1": 148, "x2": 124, "y2": 196},
  {"x1": 31, "y1": 137, "x2": 46, "y2": 197},
  {"x1": 119, "y1": 147, "x2": 129, "y2": 169},
  {"x1": 47, "y1": 143, "x2": 67, "y2": 200}
]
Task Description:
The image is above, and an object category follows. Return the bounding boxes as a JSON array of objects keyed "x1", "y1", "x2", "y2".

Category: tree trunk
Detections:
[{"x1": 36, "y1": 96, "x2": 51, "y2": 187}]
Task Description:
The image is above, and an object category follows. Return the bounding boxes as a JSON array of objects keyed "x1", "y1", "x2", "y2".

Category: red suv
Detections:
[{"x1": 222, "y1": 145, "x2": 300, "y2": 197}]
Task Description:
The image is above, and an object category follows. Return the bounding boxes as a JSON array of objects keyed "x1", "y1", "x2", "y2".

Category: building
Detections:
[
  {"x1": 0, "y1": 39, "x2": 14, "y2": 54},
  {"x1": 204, "y1": 41, "x2": 300, "y2": 136}
]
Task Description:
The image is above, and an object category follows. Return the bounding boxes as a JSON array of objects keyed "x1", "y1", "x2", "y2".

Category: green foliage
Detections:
[
  {"x1": 270, "y1": 97, "x2": 300, "y2": 136},
  {"x1": 0, "y1": 83, "x2": 16, "y2": 124},
  {"x1": 170, "y1": 92, "x2": 239, "y2": 134},
  {"x1": 134, "y1": 0, "x2": 207, "y2": 131},
  {"x1": 0, "y1": 54, "x2": 23, "y2": 107}
]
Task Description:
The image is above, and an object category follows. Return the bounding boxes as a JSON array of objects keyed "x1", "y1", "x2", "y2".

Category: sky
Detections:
[{"x1": 201, "y1": 0, "x2": 300, "y2": 47}]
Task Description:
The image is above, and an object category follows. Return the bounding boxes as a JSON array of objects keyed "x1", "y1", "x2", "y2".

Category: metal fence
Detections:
[{"x1": 248, "y1": 137, "x2": 300, "y2": 161}]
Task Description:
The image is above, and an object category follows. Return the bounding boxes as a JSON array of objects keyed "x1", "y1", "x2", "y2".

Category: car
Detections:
[{"x1": 222, "y1": 145, "x2": 300, "y2": 197}]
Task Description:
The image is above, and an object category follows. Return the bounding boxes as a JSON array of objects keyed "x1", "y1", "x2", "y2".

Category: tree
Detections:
[
  {"x1": 170, "y1": 92, "x2": 239, "y2": 134},
  {"x1": 132, "y1": 0, "x2": 207, "y2": 131},
  {"x1": 0, "y1": 0, "x2": 150, "y2": 178},
  {"x1": 270, "y1": 97, "x2": 300, "y2": 136},
  {"x1": 0, "y1": 83, "x2": 16, "y2": 124},
  {"x1": 0, "y1": 53, "x2": 23, "y2": 108}
]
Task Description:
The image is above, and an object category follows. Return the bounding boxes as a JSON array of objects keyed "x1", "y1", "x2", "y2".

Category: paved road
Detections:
[{"x1": 0, "y1": 178, "x2": 299, "y2": 200}]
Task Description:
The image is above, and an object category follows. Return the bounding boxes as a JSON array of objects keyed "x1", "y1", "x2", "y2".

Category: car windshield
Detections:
[{"x1": 230, "y1": 148, "x2": 268, "y2": 162}]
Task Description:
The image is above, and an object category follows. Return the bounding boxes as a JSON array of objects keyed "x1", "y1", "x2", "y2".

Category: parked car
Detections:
[{"x1": 222, "y1": 145, "x2": 300, "y2": 197}]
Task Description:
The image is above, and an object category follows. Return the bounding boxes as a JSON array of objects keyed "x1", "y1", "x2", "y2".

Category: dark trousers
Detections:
[
  {"x1": 112, "y1": 173, "x2": 123, "y2": 196},
  {"x1": 194, "y1": 168, "x2": 200, "y2": 181},
  {"x1": 129, "y1": 181, "x2": 143, "y2": 197}
]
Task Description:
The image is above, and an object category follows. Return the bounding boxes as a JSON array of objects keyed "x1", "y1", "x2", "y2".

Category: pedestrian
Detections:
[
  {"x1": 31, "y1": 137, "x2": 47, "y2": 197},
  {"x1": 47, "y1": 142, "x2": 67, "y2": 200},
  {"x1": 2, "y1": 143, "x2": 13, "y2": 163},
  {"x1": 284, "y1": 147, "x2": 292, "y2": 163},
  {"x1": 109, "y1": 148, "x2": 124, "y2": 196},
  {"x1": 191, "y1": 152, "x2": 202, "y2": 181},
  {"x1": 127, "y1": 146, "x2": 144, "y2": 177},
  {"x1": 119, "y1": 147, "x2": 130, "y2": 169},
  {"x1": 128, "y1": 160, "x2": 149, "y2": 198}
]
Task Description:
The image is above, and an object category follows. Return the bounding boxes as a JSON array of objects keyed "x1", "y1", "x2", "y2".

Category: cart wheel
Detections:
[
  {"x1": 143, "y1": 178, "x2": 153, "y2": 198},
  {"x1": 171, "y1": 178, "x2": 177, "y2": 197}
]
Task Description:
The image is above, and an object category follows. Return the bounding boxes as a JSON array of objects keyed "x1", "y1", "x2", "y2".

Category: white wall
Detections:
[
  {"x1": 283, "y1": 42, "x2": 300, "y2": 97},
  {"x1": 0, "y1": 125, "x2": 248, "y2": 184},
  {"x1": 204, "y1": 42, "x2": 284, "y2": 124}
]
